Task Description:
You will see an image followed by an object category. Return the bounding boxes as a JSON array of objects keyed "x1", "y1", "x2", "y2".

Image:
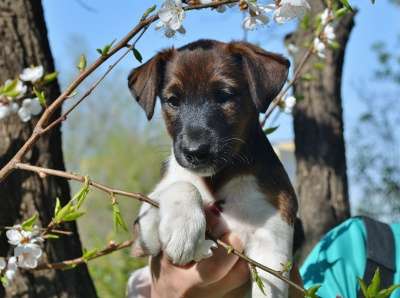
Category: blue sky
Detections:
[{"x1": 41, "y1": 0, "x2": 399, "y2": 206}]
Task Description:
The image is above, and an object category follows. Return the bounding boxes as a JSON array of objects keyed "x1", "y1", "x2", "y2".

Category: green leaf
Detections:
[
  {"x1": 300, "y1": 13, "x2": 311, "y2": 30},
  {"x1": 367, "y1": 268, "x2": 381, "y2": 297},
  {"x1": 54, "y1": 197, "x2": 61, "y2": 216},
  {"x1": 281, "y1": 260, "x2": 293, "y2": 273},
  {"x1": 21, "y1": 214, "x2": 38, "y2": 231},
  {"x1": 1, "y1": 276, "x2": 8, "y2": 287},
  {"x1": 43, "y1": 71, "x2": 58, "y2": 83},
  {"x1": 45, "y1": 233, "x2": 60, "y2": 239},
  {"x1": 251, "y1": 266, "x2": 266, "y2": 295},
  {"x1": 97, "y1": 39, "x2": 116, "y2": 56},
  {"x1": 313, "y1": 62, "x2": 325, "y2": 70},
  {"x1": 358, "y1": 277, "x2": 369, "y2": 298},
  {"x1": 62, "y1": 263, "x2": 77, "y2": 270},
  {"x1": 301, "y1": 73, "x2": 315, "y2": 81},
  {"x1": 54, "y1": 202, "x2": 74, "y2": 223},
  {"x1": 264, "y1": 126, "x2": 279, "y2": 135},
  {"x1": 112, "y1": 202, "x2": 128, "y2": 232},
  {"x1": 77, "y1": 54, "x2": 87, "y2": 72},
  {"x1": 33, "y1": 87, "x2": 46, "y2": 106},
  {"x1": 305, "y1": 285, "x2": 322, "y2": 298},
  {"x1": 329, "y1": 41, "x2": 341, "y2": 50},
  {"x1": 141, "y1": 4, "x2": 157, "y2": 21},
  {"x1": 0, "y1": 79, "x2": 18, "y2": 94},
  {"x1": 72, "y1": 176, "x2": 90, "y2": 209},
  {"x1": 376, "y1": 284, "x2": 400, "y2": 298},
  {"x1": 82, "y1": 248, "x2": 98, "y2": 262},
  {"x1": 62, "y1": 211, "x2": 85, "y2": 222},
  {"x1": 338, "y1": 0, "x2": 353, "y2": 11},
  {"x1": 335, "y1": 7, "x2": 350, "y2": 18},
  {"x1": 132, "y1": 48, "x2": 143, "y2": 63}
]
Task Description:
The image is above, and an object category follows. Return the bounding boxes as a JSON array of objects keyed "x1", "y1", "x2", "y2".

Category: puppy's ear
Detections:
[
  {"x1": 228, "y1": 42, "x2": 290, "y2": 113},
  {"x1": 128, "y1": 49, "x2": 174, "y2": 120}
]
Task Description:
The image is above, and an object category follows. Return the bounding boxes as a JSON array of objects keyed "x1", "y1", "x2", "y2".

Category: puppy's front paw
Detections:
[
  {"x1": 133, "y1": 203, "x2": 161, "y2": 257},
  {"x1": 159, "y1": 182, "x2": 214, "y2": 265}
]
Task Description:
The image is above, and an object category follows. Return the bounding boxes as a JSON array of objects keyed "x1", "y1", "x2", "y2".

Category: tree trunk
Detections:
[
  {"x1": 0, "y1": 1, "x2": 97, "y2": 297},
  {"x1": 289, "y1": 3, "x2": 356, "y2": 262}
]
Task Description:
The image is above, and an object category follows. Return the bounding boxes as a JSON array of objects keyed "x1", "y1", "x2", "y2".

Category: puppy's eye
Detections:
[
  {"x1": 214, "y1": 90, "x2": 232, "y2": 104},
  {"x1": 166, "y1": 96, "x2": 180, "y2": 108}
]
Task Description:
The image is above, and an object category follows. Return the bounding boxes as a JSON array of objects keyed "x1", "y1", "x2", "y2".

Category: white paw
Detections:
[
  {"x1": 158, "y1": 182, "x2": 214, "y2": 265},
  {"x1": 133, "y1": 203, "x2": 161, "y2": 256}
]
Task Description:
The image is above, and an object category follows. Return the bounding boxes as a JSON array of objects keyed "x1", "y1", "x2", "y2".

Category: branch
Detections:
[{"x1": 15, "y1": 162, "x2": 305, "y2": 294}]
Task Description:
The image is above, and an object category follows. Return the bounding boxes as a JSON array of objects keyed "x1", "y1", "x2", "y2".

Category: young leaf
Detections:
[
  {"x1": 226, "y1": 245, "x2": 234, "y2": 254},
  {"x1": 141, "y1": 4, "x2": 157, "y2": 21},
  {"x1": 377, "y1": 284, "x2": 400, "y2": 298},
  {"x1": 335, "y1": 7, "x2": 349, "y2": 18},
  {"x1": 82, "y1": 248, "x2": 98, "y2": 262},
  {"x1": 358, "y1": 277, "x2": 369, "y2": 298},
  {"x1": 62, "y1": 263, "x2": 77, "y2": 270},
  {"x1": 263, "y1": 126, "x2": 279, "y2": 135},
  {"x1": 338, "y1": 0, "x2": 353, "y2": 12},
  {"x1": 62, "y1": 211, "x2": 85, "y2": 222},
  {"x1": 0, "y1": 79, "x2": 18, "y2": 94},
  {"x1": 132, "y1": 48, "x2": 143, "y2": 63},
  {"x1": 251, "y1": 265, "x2": 266, "y2": 295},
  {"x1": 367, "y1": 268, "x2": 381, "y2": 297},
  {"x1": 21, "y1": 214, "x2": 38, "y2": 231},
  {"x1": 43, "y1": 71, "x2": 58, "y2": 83},
  {"x1": 44, "y1": 234, "x2": 60, "y2": 239},
  {"x1": 77, "y1": 54, "x2": 87, "y2": 72},
  {"x1": 33, "y1": 87, "x2": 46, "y2": 106},
  {"x1": 305, "y1": 285, "x2": 322, "y2": 298},
  {"x1": 280, "y1": 260, "x2": 293, "y2": 274},
  {"x1": 97, "y1": 39, "x2": 116, "y2": 56},
  {"x1": 72, "y1": 176, "x2": 90, "y2": 209},
  {"x1": 112, "y1": 202, "x2": 128, "y2": 232},
  {"x1": 54, "y1": 197, "x2": 61, "y2": 216},
  {"x1": 0, "y1": 276, "x2": 9, "y2": 287}
]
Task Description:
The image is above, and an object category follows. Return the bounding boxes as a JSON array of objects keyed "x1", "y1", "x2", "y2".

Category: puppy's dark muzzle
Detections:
[{"x1": 181, "y1": 142, "x2": 211, "y2": 166}]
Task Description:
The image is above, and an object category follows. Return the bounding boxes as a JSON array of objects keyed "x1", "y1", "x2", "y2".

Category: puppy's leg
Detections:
[
  {"x1": 159, "y1": 181, "x2": 216, "y2": 265},
  {"x1": 247, "y1": 226, "x2": 293, "y2": 298},
  {"x1": 132, "y1": 195, "x2": 161, "y2": 257}
]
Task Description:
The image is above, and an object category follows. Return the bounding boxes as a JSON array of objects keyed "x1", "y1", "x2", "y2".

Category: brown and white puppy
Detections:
[{"x1": 128, "y1": 39, "x2": 298, "y2": 298}]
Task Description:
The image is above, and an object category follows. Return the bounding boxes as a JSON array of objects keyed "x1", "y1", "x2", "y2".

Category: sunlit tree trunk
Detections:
[
  {"x1": 289, "y1": 2, "x2": 356, "y2": 261},
  {"x1": 0, "y1": 0, "x2": 97, "y2": 297}
]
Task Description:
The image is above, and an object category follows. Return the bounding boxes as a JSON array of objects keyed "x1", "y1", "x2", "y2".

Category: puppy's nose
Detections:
[{"x1": 182, "y1": 142, "x2": 211, "y2": 164}]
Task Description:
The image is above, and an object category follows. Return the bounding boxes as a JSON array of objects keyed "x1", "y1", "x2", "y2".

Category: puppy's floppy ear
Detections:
[
  {"x1": 127, "y1": 49, "x2": 174, "y2": 120},
  {"x1": 228, "y1": 41, "x2": 290, "y2": 113}
]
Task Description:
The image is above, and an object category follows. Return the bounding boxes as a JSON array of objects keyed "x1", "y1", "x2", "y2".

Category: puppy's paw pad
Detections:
[{"x1": 194, "y1": 239, "x2": 217, "y2": 261}]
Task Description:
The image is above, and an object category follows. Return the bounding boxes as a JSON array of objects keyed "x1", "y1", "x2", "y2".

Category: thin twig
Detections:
[
  {"x1": 15, "y1": 162, "x2": 305, "y2": 294},
  {"x1": 35, "y1": 239, "x2": 133, "y2": 270}
]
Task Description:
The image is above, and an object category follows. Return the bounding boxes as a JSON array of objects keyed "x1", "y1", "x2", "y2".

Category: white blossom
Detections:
[
  {"x1": 274, "y1": 0, "x2": 311, "y2": 24},
  {"x1": 4, "y1": 257, "x2": 18, "y2": 281},
  {"x1": 4, "y1": 79, "x2": 27, "y2": 98},
  {"x1": 287, "y1": 43, "x2": 299, "y2": 54},
  {"x1": 14, "y1": 244, "x2": 42, "y2": 269},
  {"x1": 6, "y1": 226, "x2": 33, "y2": 246},
  {"x1": 282, "y1": 96, "x2": 296, "y2": 113},
  {"x1": 320, "y1": 8, "x2": 333, "y2": 25},
  {"x1": 17, "y1": 97, "x2": 42, "y2": 122},
  {"x1": 0, "y1": 103, "x2": 11, "y2": 120},
  {"x1": 242, "y1": 3, "x2": 273, "y2": 30},
  {"x1": 313, "y1": 37, "x2": 326, "y2": 58},
  {"x1": 323, "y1": 24, "x2": 335, "y2": 43},
  {"x1": 0, "y1": 258, "x2": 5, "y2": 271},
  {"x1": 157, "y1": 0, "x2": 185, "y2": 37},
  {"x1": 20, "y1": 66, "x2": 44, "y2": 83}
]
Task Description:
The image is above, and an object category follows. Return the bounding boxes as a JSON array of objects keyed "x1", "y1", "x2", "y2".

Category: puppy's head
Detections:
[{"x1": 128, "y1": 39, "x2": 289, "y2": 176}]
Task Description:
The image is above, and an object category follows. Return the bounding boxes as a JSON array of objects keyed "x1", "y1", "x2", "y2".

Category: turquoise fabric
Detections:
[{"x1": 300, "y1": 218, "x2": 400, "y2": 298}]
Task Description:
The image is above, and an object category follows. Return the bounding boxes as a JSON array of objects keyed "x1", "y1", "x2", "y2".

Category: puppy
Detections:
[{"x1": 128, "y1": 39, "x2": 298, "y2": 298}]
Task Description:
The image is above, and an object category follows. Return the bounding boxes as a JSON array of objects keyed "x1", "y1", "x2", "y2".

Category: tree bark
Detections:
[
  {"x1": 289, "y1": 3, "x2": 356, "y2": 262},
  {"x1": 0, "y1": 1, "x2": 97, "y2": 297}
]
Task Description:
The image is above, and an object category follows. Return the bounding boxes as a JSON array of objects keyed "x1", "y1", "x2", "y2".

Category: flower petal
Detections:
[
  {"x1": 18, "y1": 106, "x2": 31, "y2": 122},
  {"x1": 0, "y1": 104, "x2": 11, "y2": 120},
  {"x1": 29, "y1": 98, "x2": 42, "y2": 116},
  {"x1": 6, "y1": 229, "x2": 22, "y2": 246},
  {"x1": 0, "y1": 258, "x2": 6, "y2": 270}
]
